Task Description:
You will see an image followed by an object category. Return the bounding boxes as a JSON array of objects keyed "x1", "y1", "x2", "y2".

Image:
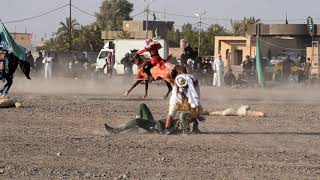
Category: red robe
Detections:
[{"x1": 137, "y1": 43, "x2": 166, "y2": 70}]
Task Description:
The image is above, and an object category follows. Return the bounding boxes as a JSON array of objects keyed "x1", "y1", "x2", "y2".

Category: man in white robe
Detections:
[
  {"x1": 42, "y1": 52, "x2": 53, "y2": 79},
  {"x1": 213, "y1": 54, "x2": 224, "y2": 87}
]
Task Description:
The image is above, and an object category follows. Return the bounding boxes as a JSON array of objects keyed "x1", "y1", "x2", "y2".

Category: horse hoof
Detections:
[
  {"x1": 143, "y1": 96, "x2": 148, "y2": 99},
  {"x1": 124, "y1": 91, "x2": 129, "y2": 96}
]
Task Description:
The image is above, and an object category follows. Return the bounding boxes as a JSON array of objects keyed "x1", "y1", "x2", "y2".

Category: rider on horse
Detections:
[{"x1": 137, "y1": 38, "x2": 166, "y2": 78}]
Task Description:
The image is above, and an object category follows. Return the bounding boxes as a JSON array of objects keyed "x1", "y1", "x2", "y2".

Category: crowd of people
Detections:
[
  {"x1": 178, "y1": 44, "x2": 246, "y2": 88},
  {"x1": 24, "y1": 51, "x2": 96, "y2": 80}
]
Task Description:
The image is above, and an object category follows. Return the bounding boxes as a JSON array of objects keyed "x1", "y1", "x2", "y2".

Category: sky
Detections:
[{"x1": 1, "y1": 0, "x2": 320, "y2": 45}]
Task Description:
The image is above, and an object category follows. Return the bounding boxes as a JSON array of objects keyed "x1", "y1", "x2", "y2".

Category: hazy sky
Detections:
[{"x1": 1, "y1": 0, "x2": 320, "y2": 44}]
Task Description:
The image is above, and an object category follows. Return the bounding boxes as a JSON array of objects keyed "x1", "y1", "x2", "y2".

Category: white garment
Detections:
[
  {"x1": 168, "y1": 74, "x2": 200, "y2": 117},
  {"x1": 213, "y1": 57, "x2": 224, "y2": 87},
  {"x1": 42, "y1": 56, "x2": 53, "y2": 79}
]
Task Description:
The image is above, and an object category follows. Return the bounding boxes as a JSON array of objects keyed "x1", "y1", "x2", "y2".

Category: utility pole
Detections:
[
  {"x1": 146, "y1": 3, "x2": 149, "y2": 39},
  {"x1": 145, "y1": 0, "x2": 154, "y2": 39},
  {"x1": 69, "y1": 0, "x2": 72, "y2": 51},
  {"x1": 195, "y1": 11, "x2": 206, "y2": 57}
]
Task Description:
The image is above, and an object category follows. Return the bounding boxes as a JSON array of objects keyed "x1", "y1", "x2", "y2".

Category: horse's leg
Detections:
[
  {"x1": 0, "y1": 81, "x2": 6, "y2": 95},
  {"x1": 0, "y1": 77, "x2": 12, "y2": 97},
  {"x1": 124, "y1": 80, "x2": 142, "y2": 96},
  {"x1": 163, "y1": 80, "x2": 172, "y2": 99},
  {"x1": 143, "y1": 80, "x2": 149, "y2": 99}
]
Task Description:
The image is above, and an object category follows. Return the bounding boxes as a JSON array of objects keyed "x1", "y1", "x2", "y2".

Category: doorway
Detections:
[{"x1": 234, "y1": 50, "x2": 243, "y2": 65}]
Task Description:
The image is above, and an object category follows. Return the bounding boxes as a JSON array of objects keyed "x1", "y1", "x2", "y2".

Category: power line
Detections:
[
  {"x1": 71, "y1": 4, "x2": 96, "y2": 17},
  {"x1": 131, "y1": 10, "x2": 146, "y2": 18},
  {"x1": 3, "y1": 4, "x2": 69, "y2": 24},
  {"x1": 150, "y1": 9, "x2": 320, "y2": 23},
  {"x1": 258, "y1": 37, "x2": 306, "y2": 51}
]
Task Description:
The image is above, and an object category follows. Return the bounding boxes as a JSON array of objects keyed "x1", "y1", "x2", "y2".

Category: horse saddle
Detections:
[{"x1": 150, "y1": 63, "x2": 175, "y2": 82}]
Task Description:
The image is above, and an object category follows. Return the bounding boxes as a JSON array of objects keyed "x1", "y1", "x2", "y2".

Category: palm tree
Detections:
[
  {"x1": 239, "y1": 16, "x2": 260, "y2": 35},
  {"x1": 230, "y1": 19, "x2": 242, "y2": 36},
  {"x1": 230, "y1": 17, "x2": 260, "y2": 36},
  {"x1": 56, "y1": 17, "x2": 80, "y2": 49}
]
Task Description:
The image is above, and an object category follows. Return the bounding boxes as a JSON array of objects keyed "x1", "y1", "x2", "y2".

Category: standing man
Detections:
[
  {"x1": 26, "y1": 51, "x2": 35, "y2": 70},
  {"x1": 242, "y1": 55, "x2": 253, "y2": 76},
  {"x1": 213, "y1": 54, "x2": 224, "y2": 87},
  {"x1": 165, "y1": 74, "x2": 204, "y2": 135},
  {"x1": 42, "y1": 52, "x2": 54, "y2": 79},
  {"x1": 34, "y1": 51, "x2": 43, "y2": 74},
  {"x1": 105, "y1": 51, "x2": 114, "y2": 77}
]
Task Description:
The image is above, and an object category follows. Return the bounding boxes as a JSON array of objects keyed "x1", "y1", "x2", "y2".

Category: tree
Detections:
[
  {"x1": 96, "y1": 0, "x2": 134, "y2": 31},
  {"x1": 239, "y1": 16, "x2": 260, "y2": 35},
  {"x1": 73, "y1": 24, "x2": 102, "y2": 52},
  {"x1": 166, "y1": 23, "x2": 228, "y2": 56},
  {"x1": 203, "y1": 24, "x2": 228, "y2": 55},
  {"x1": 55, "y1": 17, "x2": 80, "y2": 50},
  {"x1": 230, "y1": 17, "x2": 260, "y2": 36},
  {"x1": 116, "y1": 30, "x2": 132, "y2": 39},
  {"x1": 230, "y1": 19, "x2": 242, "y2": 36}
]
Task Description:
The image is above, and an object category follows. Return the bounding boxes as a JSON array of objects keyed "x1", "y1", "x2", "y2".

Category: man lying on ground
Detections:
[{"x1": 104, "y1": 103, "x2": 205, "y2": 134}]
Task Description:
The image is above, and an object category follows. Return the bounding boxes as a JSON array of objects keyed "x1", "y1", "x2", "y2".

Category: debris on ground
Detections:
[
  {"x1": 0, "y1": 98, "x2": 23, "y2": 108},
  {"x1": 207, "y1": 105, "x2": 266, "y2": 117}
]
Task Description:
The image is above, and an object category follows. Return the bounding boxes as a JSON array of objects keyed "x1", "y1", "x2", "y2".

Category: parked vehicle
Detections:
[{"x1": 96, "y1": 39, "x2": 169, "y2": 75}]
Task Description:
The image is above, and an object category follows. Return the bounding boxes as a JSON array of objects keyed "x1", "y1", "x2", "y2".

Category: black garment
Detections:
[
  {"x1": 224, "y1": 72, "x2": 237, "y2": 86},
  {"x1": 180, "y1": 53, "x2": 187, "y2": 66},
  {"x1": 143, "y1": 61, "x2": 153, "y2": 77},
  {"x1": 243, "y1": 59, "x2": 252, "y2": 71},
  {"x1": 35, "y1": 56, "x2": 43, "y2": 72},
  {"x1": 184, "y1": 46, "x2": 194, "y2": 60},
  {"x1": 26, "y1": 54, "x2": 35, "y2": 68}
]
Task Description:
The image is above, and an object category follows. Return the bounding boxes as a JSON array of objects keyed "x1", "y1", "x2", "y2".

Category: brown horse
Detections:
[{"x1": 124, "y1": 51, "x2": 186, "y2": 99}]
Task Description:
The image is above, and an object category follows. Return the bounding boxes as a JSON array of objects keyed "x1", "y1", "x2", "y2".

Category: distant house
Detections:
[
  {"x1": 101, "y1": 20, "x2": 174, "y2": 41},
  {"x1": 11, "y1": 32, "x2": 32, "y2": 47}
]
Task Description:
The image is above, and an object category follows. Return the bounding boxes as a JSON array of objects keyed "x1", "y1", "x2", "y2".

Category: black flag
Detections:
[{"x1": 153, "y1": 12, "x2": 157, "y2": 21}]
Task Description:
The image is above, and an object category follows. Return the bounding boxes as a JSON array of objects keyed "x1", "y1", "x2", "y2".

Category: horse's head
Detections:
[{"x1": 129, "y1": 49, "x2": 147, "y2": 66}]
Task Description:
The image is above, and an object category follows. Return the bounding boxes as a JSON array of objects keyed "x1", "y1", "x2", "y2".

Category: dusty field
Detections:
[{"x1": 1, "y1": 77, "x2": 320, "y2": 179}]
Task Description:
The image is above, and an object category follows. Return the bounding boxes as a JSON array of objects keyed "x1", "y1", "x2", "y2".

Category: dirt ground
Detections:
[{"x1": 1, "y1": 77, "x2": 320, "y2": 179}]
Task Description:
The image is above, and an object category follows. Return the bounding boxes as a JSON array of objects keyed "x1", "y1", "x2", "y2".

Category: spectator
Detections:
[
  {"x1": 26, "y1": 51, "x2": 35, "y2": 69},
  {"x1": 34, "y1": 51, "x2": 43, "y2": 74},
  {"x1": 180, "y1": 53, "x2": 187, "y2": 66},
  {"x1": 242, "y1": 55, "x2": 253, "y2": 76},
  {"x1": 42, "y1": 52, "x2": 54, "y2": 79},
  {"x1": 224, "y1": 68, "x2": 237, "y2": 87},
  {"x1": 213, "y1": 54, "x2": 224, "y2": 87}
]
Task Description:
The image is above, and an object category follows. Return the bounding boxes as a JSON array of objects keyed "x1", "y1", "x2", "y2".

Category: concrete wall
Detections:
[
  {"x1": 215, "y1": 35, "x2": 307, "y2": 68},
  {"x1": 247, "y1": 24, "x2": 320, "y2": 36}
]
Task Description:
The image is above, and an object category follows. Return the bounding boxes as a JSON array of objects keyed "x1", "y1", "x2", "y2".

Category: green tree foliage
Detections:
[
  {"x1": 96, "y1": 0, "x2": 134, "y2": 31},
  {"x1": 44, "y1": 0, "x2": 134, "y2": 51},
  {"x1": 166, "y1": 23, "x2": 228, "y2": 56},
  {"x1": 230, "y1": 16, "x2": 260, "y2": 36},
  {"x1": 44, "y1": 17, "x2": 80, "y2": 51},
  {"x1": 73, "y1": 23, "x2": 103, "y2": 51}
]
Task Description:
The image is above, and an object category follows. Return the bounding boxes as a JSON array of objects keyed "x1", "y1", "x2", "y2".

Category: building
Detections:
[
  {"x1": 11, "y1": 32, "x2": 32, "y2": 47},
  {"x1": 214, "y1": 24, "x2": 319, "y2": 69},
  {"x1": 101, "y1": 20, "x2": 174, "y2": 41}
]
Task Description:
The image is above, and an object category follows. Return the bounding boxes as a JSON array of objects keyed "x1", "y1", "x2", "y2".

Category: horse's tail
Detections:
[{"x1": 18, "y1": 60, "x2": 31, "y2": 80}]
